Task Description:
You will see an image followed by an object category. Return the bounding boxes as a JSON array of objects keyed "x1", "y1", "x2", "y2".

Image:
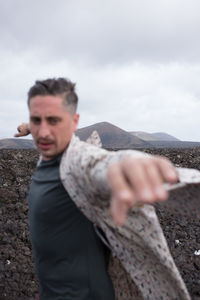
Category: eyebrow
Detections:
[
  {"x1": 30, "y1": 116, "x2": 62, "y2": 120},
  {"x1": 30, "y1": 116, "x2": 40, "y2": 121},
  {"x1": 46, "y1": 116, "x2": 62, "y2": 121}
]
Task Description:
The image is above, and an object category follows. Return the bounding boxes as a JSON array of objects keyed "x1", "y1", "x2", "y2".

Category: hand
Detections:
[
  {"x1": 14, "y1": 122, "x2": 30, "y2": 137},
  {"x1": 107, "y1": 155, "x2": 178, "y2": 226}
]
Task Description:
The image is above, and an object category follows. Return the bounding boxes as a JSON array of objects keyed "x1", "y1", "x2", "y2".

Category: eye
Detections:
[
  {"x1": 31, "y1": 117, "x2": 41, "y2": 124},
  {"x1": 47, "y1": 117, "x2": 60, "y2": 125}
]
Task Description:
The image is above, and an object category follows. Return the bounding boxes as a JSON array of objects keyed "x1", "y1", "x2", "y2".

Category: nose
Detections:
[{"x1": 38, "y1": 121, "x2": 51, "y2": 139}]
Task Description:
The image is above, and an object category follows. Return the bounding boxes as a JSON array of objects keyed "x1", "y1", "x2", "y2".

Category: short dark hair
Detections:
[{"x1": 28, "y1": 77, "x2": 78, "y2": 113}]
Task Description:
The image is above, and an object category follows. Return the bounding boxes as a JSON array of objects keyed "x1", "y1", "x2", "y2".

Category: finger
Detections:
[
  {"x1": 108, "y1": 163, "x2": 135, "y2": 207},
  {"x1": 155, "y1": 157, "x2": 179, "y2": 183},
  {"x1": 14, "y1": 133, "x2": 22, "y2": 137},
  {"x1": 14, "y1": 126, "x2": 24, "y2": 137},
  {"x1": 108, "y1": 163, "x2": 136, "y2": 225},
  {"x1": 17, "y1": 125, "x2": 23, "y2": 132},
  {"x1": 110, "y1": 194, "x2": 130, "y2": 226},
  {"x1": 121, "y1": 158, "x2": 156, "y2": 203},
  {"x1": 145, "y1": 162, "x2": 168, "y2": 201}
]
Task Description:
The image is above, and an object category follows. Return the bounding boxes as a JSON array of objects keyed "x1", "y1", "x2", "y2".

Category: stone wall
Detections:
[{"x1": 0, "y1": 148, "x2": 200, "y2": 299}]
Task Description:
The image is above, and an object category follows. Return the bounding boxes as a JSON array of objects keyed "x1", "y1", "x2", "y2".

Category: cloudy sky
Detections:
[{"x1": 1, "y1": 0, "x2": 200, "y2": 141}]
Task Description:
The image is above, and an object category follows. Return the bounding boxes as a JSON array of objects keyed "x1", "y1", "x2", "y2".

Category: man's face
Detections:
[{"x1": 29, "y1": 95, "x2": 79, "y2": 160}]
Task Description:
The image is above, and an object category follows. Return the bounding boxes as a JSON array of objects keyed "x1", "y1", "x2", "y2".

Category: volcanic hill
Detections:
[{"x1": 76, "y1": 122, "x2": 150, "y2": 148}]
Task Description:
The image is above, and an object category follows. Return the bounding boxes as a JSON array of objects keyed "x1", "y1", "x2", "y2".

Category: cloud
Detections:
[
  {"x1": 1, "y1": 0, "x2": 200, "y2": 64},
  {"x1": 77, "y1": 62, "x2": 200, "y2": 141},
  {"x1": 1, "y1": 0, "x2": 200, "y2": 142}
]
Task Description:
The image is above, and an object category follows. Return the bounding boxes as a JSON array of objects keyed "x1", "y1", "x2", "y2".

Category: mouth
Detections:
[{"x1": 38, "y1": 142, "x2": 54, "y2": 150}]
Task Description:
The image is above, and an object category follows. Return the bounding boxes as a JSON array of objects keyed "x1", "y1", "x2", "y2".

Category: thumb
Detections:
[{"x1": 14, "y1": 132, "x2": 22, "y2": 137}]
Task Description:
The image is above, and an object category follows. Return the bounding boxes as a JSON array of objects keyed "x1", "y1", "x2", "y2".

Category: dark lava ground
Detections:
[{"x1": 0, "y1": 148, "x2": 200, "y2": 300}]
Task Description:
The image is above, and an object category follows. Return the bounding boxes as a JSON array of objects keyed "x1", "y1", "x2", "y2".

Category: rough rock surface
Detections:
[
  {"x1": 0, "y1": 150, "x2": 39, "y2": 300},
  {"x1": 0, "y1": 148, "x2": 200, "y2": 299}
]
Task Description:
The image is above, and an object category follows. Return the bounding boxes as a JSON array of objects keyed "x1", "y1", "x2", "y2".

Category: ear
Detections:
[{"x1": 72, "y1": 113, "x2": 80, "y2": 132}]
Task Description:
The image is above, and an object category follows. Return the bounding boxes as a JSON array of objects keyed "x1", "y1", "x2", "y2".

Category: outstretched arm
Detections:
[
  {"x1": 107, "y1": 155, "x2": 178, "y2": 225},
  {"x1": 14, "y1": 122, "x2": 30, "y2": 137},
  {"x1": 61, "y1": 136, "x2": 178, "y2": 226}
]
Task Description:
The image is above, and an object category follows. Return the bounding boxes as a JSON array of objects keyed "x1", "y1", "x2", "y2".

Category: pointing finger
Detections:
[{"x1": 108, "y1": 163, "x2": 135, "y2": 225}]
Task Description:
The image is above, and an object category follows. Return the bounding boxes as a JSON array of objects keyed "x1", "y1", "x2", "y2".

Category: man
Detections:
[{"x1": 15, "y1": 78, "x2": 190, "y2": 300}]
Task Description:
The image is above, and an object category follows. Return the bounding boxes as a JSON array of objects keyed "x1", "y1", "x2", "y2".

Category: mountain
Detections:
[
  {"x1": 1, "y1": 125, "x2": 200, "y2": 149},
  {"x1": 130, "y1": 131, "x2": 180, "y2": 141},
  {"x1": 77, "y1": 123, "x2": 200, "y2": 149},
  {"x1": 129, "y1": 131, "x2": 200, "y2": 147},
  {"x1": 152, "y1": 132, "x2": 180, "y2": 141},
  {"x1": 76, "y1": 122, "x2": 150, "y2": 148},
  {"x1": 0, "y1": 138, "x2": 35, "y2": 149},
  {"x1": 130, "y1": 131, "x2": 161, "y2": 141}
]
